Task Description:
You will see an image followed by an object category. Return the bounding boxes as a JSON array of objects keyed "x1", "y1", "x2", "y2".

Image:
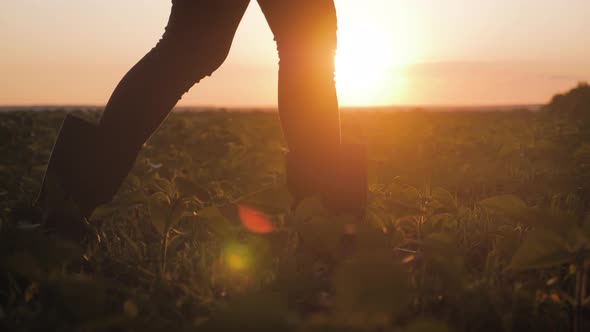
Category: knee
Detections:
[
  {"x1": 180, "y1": 46, "x2": 229, "y2": 81},
  {"x1": 153, "y1": 37, "x2": 230, "y2": 78},
  {"x1": 199, "y1": 44, "x2": 231, "y2": 76},
  {"x1": 273, "y1": 4, "x2": 337, "y2": 67},
  {"x1": 275, "y1": 29, "x2": 337, "y2": 71},
  {"x1": 277, "y1": 41, "x2": 336, "y2": 73}
]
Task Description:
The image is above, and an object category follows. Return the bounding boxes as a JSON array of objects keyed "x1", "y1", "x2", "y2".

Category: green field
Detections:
[{"x1": 1, "y1": 106, "x2": 590, "y2": 331}]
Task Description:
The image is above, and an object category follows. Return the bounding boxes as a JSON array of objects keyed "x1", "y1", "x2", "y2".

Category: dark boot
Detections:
[
  {"x1": 35, "y1": 114, "x2": 110, "y2": 241},
  {"x1": 286, "y1": 144, "x2": 368, "y2": 217},
  {"x1": 286, "y1": 144, "x2": 367, "y2": 258}
]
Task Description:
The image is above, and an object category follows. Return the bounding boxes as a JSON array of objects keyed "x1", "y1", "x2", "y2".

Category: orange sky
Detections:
[{"x1": 1, "y1": 0, "x2": 589, "y2": 107}]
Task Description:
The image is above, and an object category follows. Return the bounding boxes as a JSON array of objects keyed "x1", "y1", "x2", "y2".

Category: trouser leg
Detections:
[
  {"x1": 100, "y1": 0, "x2": 250, "y2": 147},
  {"x1": 37, "y1": 0, "x2": 250, "y2": 219},
  {"x1": 258, "y1": 0, "x2": 366, "y2": 215},
  {"x1": 258, "y1": 0, "x2": 341, "y2": 156},
  {"x1": 92, "y1": 0, "x2": 249, "y2": 209}
]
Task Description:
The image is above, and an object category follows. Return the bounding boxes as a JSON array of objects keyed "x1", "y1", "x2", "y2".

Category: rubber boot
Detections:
[
  {"x1": 326, "y1": 144, "x2": 368, "y2": 217},
  {"x1": 286, "y1": 144, "x2": 368, "y2": 217},
  {"x1": 286, "y1": 144, "x2": 367, "y2": 258},
  {"x1": 35, "y1": 114, "x2": 107, "y2": 241}
]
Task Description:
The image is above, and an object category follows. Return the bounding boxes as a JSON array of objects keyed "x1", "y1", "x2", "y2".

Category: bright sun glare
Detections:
[{"x1": 335, "y1": 23, "x2": 407, "y2": 106}]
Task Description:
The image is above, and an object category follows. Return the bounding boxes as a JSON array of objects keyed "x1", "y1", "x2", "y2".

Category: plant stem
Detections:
[
  {"x1": 573, "y1": 259, "x2": 585, "y2": 332},
  {"x1": 161, "y1": 228, "x2": 170, "y2": 276}
]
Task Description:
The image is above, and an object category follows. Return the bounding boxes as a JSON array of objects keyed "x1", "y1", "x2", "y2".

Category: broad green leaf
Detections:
[
  {"x1": 236, "y1": 185, "x2": 291, "y2": 215},
  {"x1": 333, "y1": 257, "x2": 409, "y2": 313},
  {"x1": 149, "y1": 198, "x2": 169, "y2": 235},
  {"x1": 174, "y1": 176, "x2": 209, "y2": 201},
  {"x1": 91, "y1": 190, "x2": 147, "y2": 220},
  {"x1": 196, "y1": 206, "x2": 234, "y2": 237},
  {"x1": 118, "y1": 231, "x2": 143, "y2": 260},
  {"x1": 388, "y1": 183, "x2": 421, "y2": 208},
  {"x1": 509, "y1": 229, "x2": 573, "y2": 270},
  {"x1": 152, "y1": 176, "x2": 174, "y2": 196},
  {"x1": 479, "y1": 194, "x2": 526, "y2": 213},
  {"x1": 126, "y1": 173, "x2": 141, "y2": 188},
  {"x1": 565, "y1": 225, "x2": 590, "y2": 253},
  {"x1": 114, "y1": 190, "x2": 148, "y2": 206},
  {"x1": 168, "y1": 199, "x2": 187, "y2": 229},
  {"x1": 386, "y1": 183, "x2": 423, "y2": 218},
  {"x1": 420, "y1": 233, "x2": 465, "y2": 284},
  {"x1": 479, "y1": 194, "x2": 532, "y2": 223},
  {"x1": 89, "y1": 205, "x2": 119, "y2": 221},
  {"x1": 150, "y1": 191, "x2": 170, "y2": 204},
  {"x1": 431, "y1": 187, "x2": 456, "y2": 211},
  {"x1": 493, "y1": 226, "x2": 521, "y2": 259}
]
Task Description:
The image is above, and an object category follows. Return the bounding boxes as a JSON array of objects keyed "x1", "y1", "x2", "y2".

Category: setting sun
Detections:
[{"x1": 335, "y1": 21, "x2": 407, "y2": 106}]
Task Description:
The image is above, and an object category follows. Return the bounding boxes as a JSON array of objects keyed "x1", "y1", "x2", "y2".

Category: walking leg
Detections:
[
  {"x1": 36, "y1": 0, "x2": 250, "y2": 235},
  {"x1": 258, "y1": 0, "x2": 367, "y2": 215}
]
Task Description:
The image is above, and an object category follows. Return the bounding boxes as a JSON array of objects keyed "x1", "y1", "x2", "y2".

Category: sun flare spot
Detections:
[
  {"x1": 223, "y1": 243, "x2": 251, "y2": 272},
  {"x1": 227, "y1": 253, "x2": 247, "y2": 271},
  {"x1": 335, "y1": 22, "x2": 407, "y2": 106},
  {"x1": 238, "y1": 205, "x2": 274, "y2": 234}
]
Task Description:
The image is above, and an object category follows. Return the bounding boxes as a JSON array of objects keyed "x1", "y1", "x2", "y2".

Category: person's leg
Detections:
[
  {"x1": 100, "y1": 0, "x2": 250, "y2": 146},
  {"x1": 37, "y1": 0, "x2": 250, "y2": 224},
  {"x1": 257, "y1": 0, "x2": 340, "y2": 155},
  {"x1": 257, "y1": 0, "x2": 366, "y2": 215},
  {"x1": 91, "y1": 0, "x2": 250, "y2": 208}
]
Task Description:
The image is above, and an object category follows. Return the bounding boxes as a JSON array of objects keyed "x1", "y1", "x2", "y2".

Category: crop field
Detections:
[{"x1": 1, "y1": 107, "x2": 590, "y2": 331}]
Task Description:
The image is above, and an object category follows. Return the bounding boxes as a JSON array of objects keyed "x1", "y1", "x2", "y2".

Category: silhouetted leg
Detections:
[
  {"x1": 258, "y1": 0, "x2": 340, "y2": 156},
  {"x1": 258, "y1": 0, "x2": 366, "y2": 215},
  {"x1": 37, "y1": 0, "x2": 250, "y2": 221},
  {"x1": 92, "y1": 0, "x2": 249, "y2": 207}
]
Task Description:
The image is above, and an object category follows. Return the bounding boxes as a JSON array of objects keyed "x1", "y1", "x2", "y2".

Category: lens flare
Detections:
[
  {"x1": 227, "y1": 253, "x2": 247, "y2": 271},
  {"x1": 238, "y1": 205, "x2": 274, "y2": 234},
  {"x1": 223, "y1": 243, "x2": 251, "y2": 272}
]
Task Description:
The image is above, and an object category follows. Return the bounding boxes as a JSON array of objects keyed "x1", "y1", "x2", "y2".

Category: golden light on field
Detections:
[{"x1": 335, "y1": 21, "x2": 407, "y2": 106}]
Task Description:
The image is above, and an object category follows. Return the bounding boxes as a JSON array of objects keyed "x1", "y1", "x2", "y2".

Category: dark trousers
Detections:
[{"x1": 93, "y1": 0, "x2": 341, "y2": 201}]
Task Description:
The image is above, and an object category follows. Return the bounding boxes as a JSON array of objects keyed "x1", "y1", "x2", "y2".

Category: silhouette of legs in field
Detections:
[{"x1": 37, "y1": 0, "x2": 366, "y2": 238}]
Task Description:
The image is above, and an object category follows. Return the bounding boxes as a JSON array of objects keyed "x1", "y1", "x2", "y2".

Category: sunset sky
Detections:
[{"x1": 1, "y1": 0, "x2": 589, "y2": 107}]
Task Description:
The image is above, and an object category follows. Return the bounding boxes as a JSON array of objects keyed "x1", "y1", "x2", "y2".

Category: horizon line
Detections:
[{"x1": 0, "y1": 103, "x2": 545, "y2": 110}]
